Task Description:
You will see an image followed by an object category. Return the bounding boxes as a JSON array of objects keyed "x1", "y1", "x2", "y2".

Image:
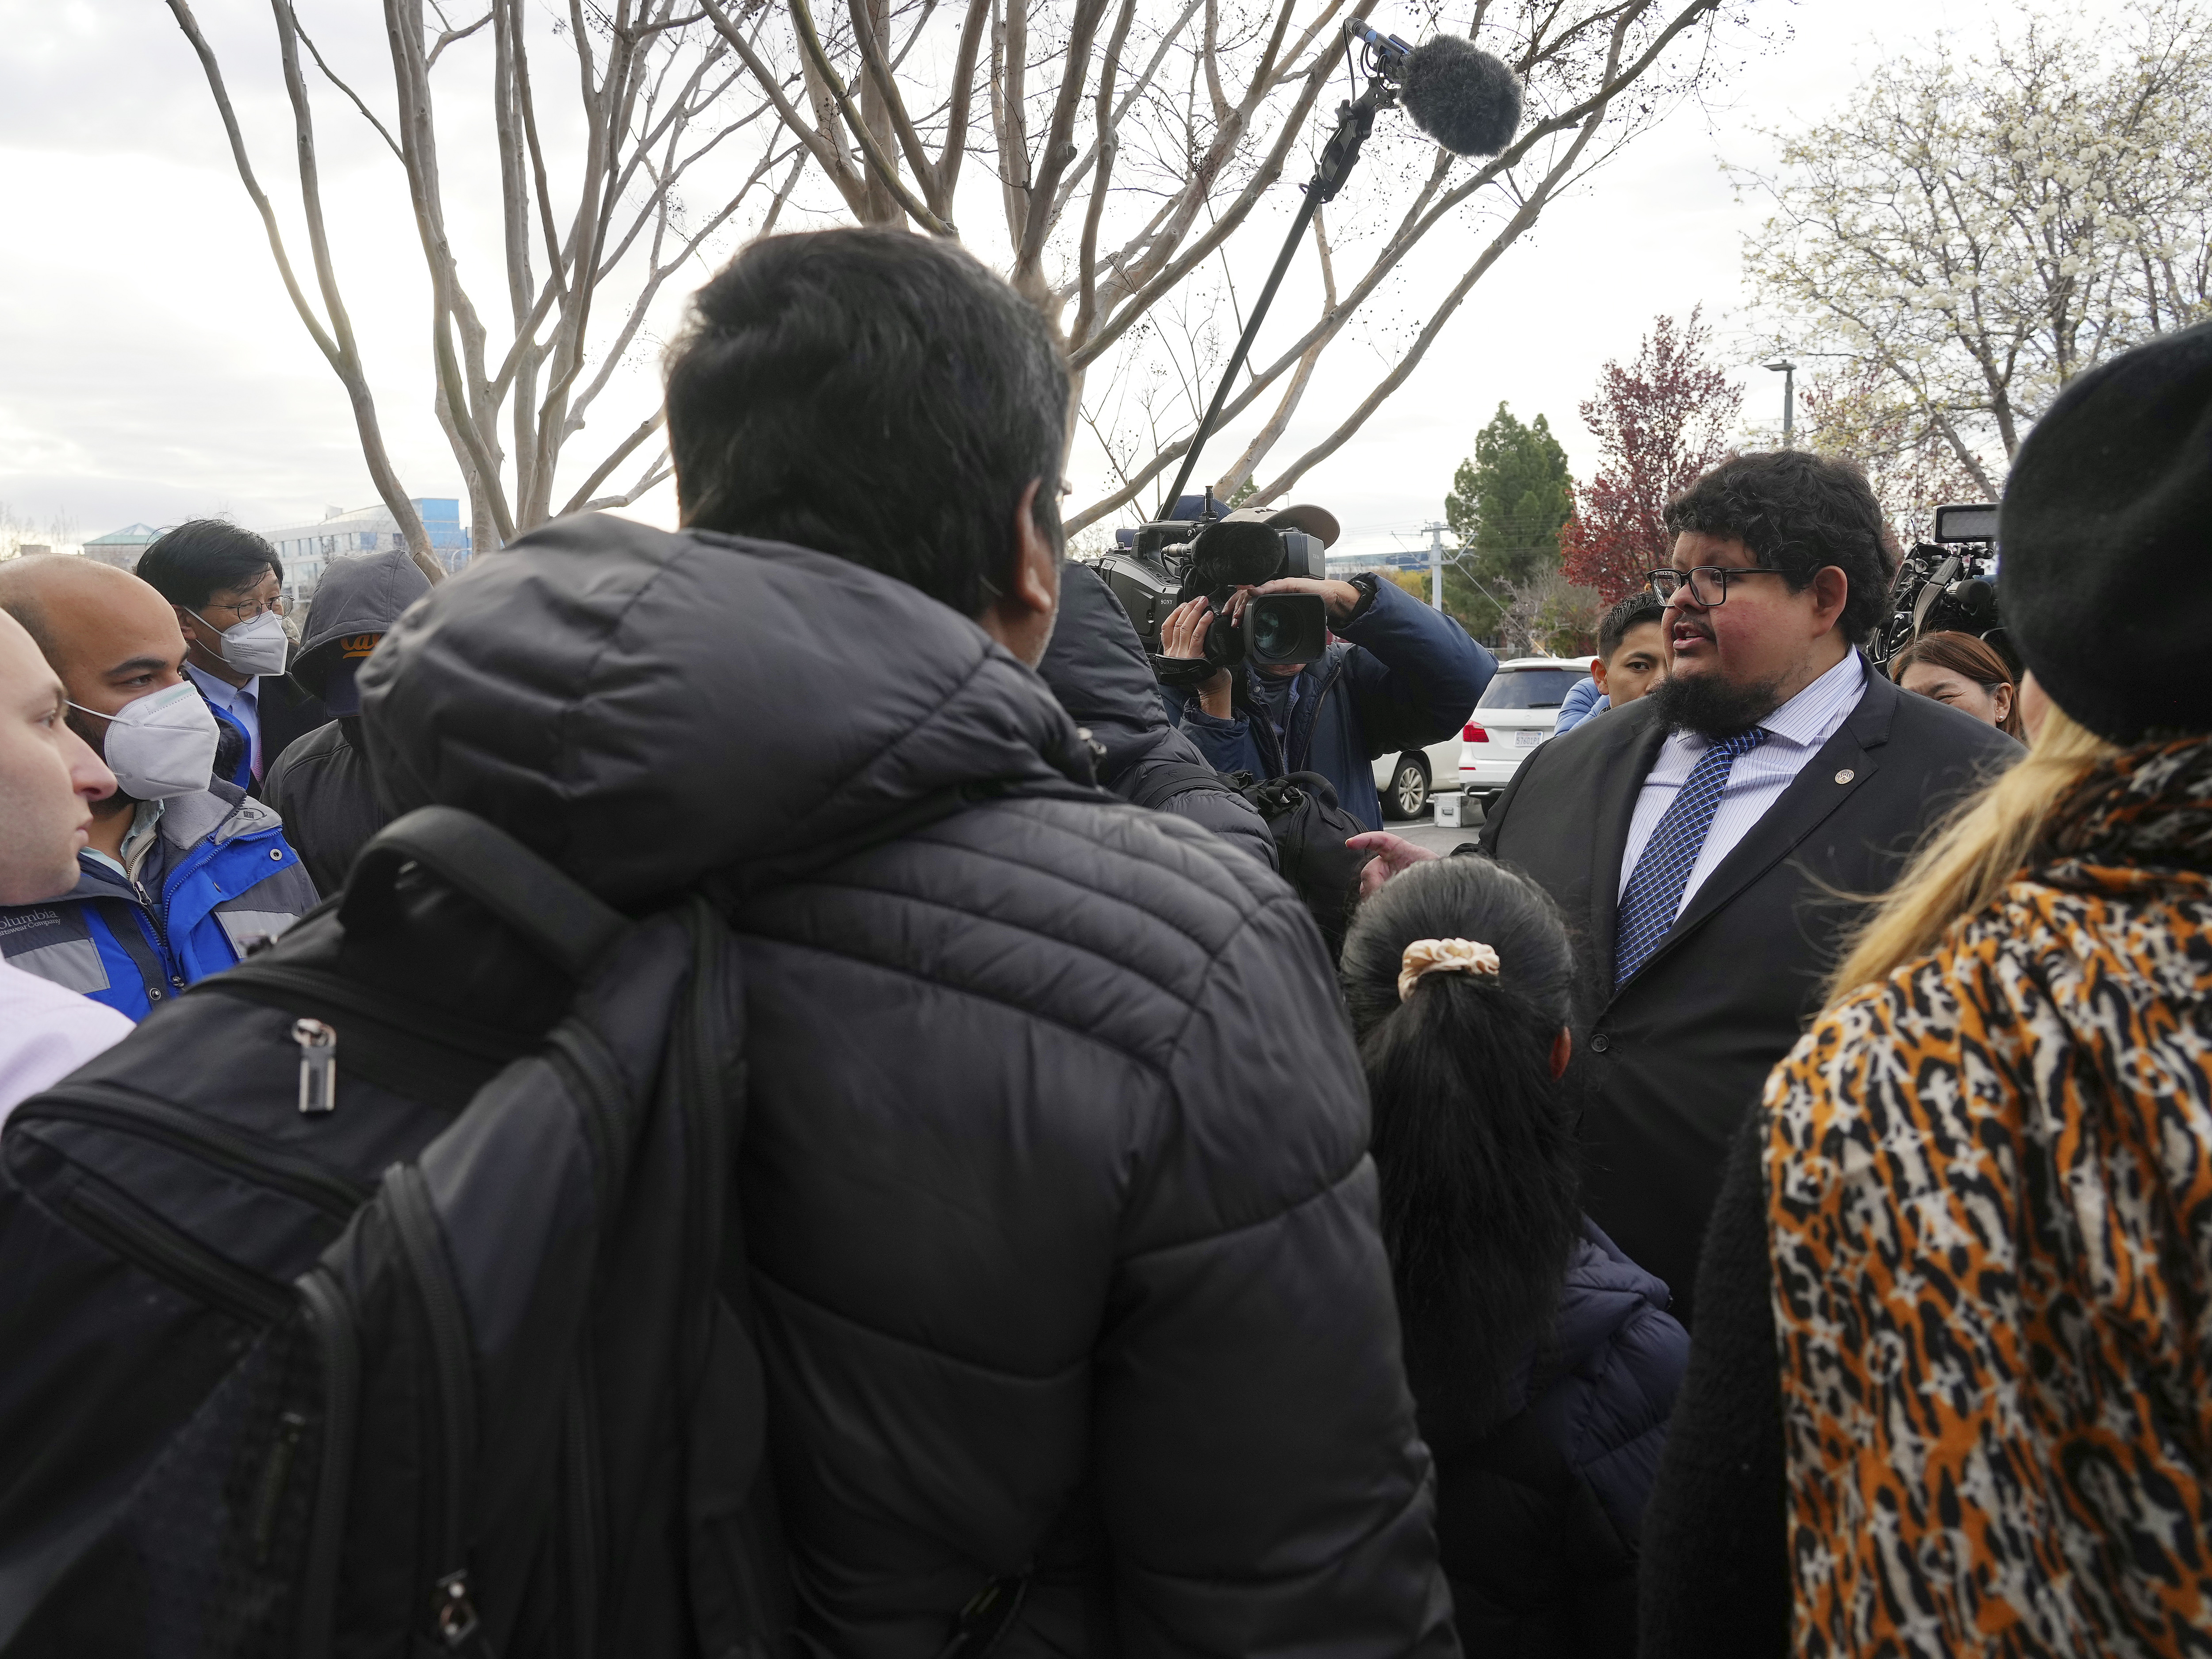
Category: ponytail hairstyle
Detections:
[{"x1": 1340, "y1": 856, "x2": 1583, "y2": 1414}]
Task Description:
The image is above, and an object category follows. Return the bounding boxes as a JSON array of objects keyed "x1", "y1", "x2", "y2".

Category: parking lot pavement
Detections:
[{"x1": 1394, "y1": 797, "x2": 1486, "y2": 857}]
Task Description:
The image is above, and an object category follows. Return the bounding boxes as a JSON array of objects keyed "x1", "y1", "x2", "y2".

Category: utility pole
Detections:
[
  {"x1": 1765, "y1": 359, "x2": 1797, "y2": 447},
  {"x1": 1423, "y1": 521, "x2": 1448, "y2": 611}
]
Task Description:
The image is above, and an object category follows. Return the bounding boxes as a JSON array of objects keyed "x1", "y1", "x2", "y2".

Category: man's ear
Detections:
[
  {"x1": 1008, "y1": 478, "x2": 1059, "y2": 619},
  {"x1": 1811, "y1": 566, "x2": 1851, "y2": 634},
  {"x1": 975, "y1": 478, "x2": 1061, "y2": 668},
  {"x1": 1589, "y1": 654, "x2": 1610, "y2": 695},
  {"x1": 173, "y1": 604, "x2": 214, "y2": 649}
]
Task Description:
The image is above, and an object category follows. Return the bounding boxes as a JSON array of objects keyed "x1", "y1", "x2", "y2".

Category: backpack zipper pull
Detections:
[
  {"x1": 434, "y1": 1568, "x2": 481, "y2": 1648},
  {"x1": 293, "y1": 1018, "x2": 337, "y2": 1115}
]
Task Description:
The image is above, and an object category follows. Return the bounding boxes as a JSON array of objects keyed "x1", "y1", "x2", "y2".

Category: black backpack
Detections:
[
  {"x1": 1127, "y1": 764, "x2": 1372, "y2": 958},
  {"x1": 1234, "y1": 772, "x2": 1372, "y2": 960},
  {"x1": 0, "y1": 808, "x2": 786, "y2": 1656}
]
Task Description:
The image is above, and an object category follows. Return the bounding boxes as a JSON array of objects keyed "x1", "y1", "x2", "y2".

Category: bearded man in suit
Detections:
[{"x1": 1355, "y1": 450, "x2": 2020, "y2": 1325}]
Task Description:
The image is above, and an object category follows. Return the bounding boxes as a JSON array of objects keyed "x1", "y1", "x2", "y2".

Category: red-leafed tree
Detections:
[{"x1": 1559, "y1": 308, "x2": 1743, "y2": 602}]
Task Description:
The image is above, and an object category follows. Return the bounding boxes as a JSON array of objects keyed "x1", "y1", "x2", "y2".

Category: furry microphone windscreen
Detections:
[
  {"x1": 1191, "y1": 518, "x2": 1290, "y2": 590},
  {"x1": 1399, "y1": 35, "x2": 1522, "y2": 157}
]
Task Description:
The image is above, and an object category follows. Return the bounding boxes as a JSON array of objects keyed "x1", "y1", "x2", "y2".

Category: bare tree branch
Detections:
[
  {"x1": 166, "y1": 0, "x2": 439, "y2": 579},
  {"x1": 560, "y1": 411, "x2": 666, "y2": 515},
  {"x1": 294, "y1": 14, "x2": 406, "y2": 158},
  {"x1": 787, "y1": 0, "x2": 956, "y2": 231},
  {"x1": 426, "y1": 8, "x2": 492, "y2": 68}
]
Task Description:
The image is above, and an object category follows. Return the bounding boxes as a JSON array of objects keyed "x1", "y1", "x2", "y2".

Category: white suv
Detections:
[
  {"x1": 1457, "y1": 656, "x2": 1595, "y2": 810},
  {"x1": 1371, "y1": 733, "x2": 1465, "y2": 821}
]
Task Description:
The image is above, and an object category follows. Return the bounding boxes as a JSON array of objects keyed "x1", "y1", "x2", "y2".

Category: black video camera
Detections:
[
  {"x1": 1871, "y1": 502, "x2": 2012, "y2": 672},
  {"x1": 1085, "y1": 501, "x2": 1331, "y2": 686}
]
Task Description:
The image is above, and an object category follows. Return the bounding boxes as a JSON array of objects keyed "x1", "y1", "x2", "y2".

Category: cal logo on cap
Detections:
[{"x1": 338, "y1": 633, "x2": 381, "y2": 661}]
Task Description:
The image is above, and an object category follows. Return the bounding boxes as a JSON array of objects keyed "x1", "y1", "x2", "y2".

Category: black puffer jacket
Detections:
[
  {"x1": 1037, "y1": 561, "x2": 1277, "y2": 869},
  {"x1": 360, "y1": 515, "x2": 1455, "y2": 1658}
]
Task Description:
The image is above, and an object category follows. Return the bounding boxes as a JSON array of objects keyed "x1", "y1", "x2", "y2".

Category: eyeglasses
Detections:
[
  {"x1": 1644, "y1": 566, "x2": 1786, "y2": 607},
  {"x1": 200, "y1": 595, "x2": 287, "y2": 624}
]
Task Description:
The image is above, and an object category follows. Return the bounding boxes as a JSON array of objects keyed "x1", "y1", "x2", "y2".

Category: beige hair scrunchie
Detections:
[{"x1": 1397, "y1": 937, "x2": 1502, "y2": 1002}]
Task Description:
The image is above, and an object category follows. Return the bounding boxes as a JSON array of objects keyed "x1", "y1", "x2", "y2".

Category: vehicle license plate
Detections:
[{"x1": 1516, "y1": 730, "x2": 1542, "y2": 747}]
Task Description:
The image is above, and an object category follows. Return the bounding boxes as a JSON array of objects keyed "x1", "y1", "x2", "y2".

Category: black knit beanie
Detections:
[{"x1": 2000, "y1": 318, "x2": 2212, "y2": 742}]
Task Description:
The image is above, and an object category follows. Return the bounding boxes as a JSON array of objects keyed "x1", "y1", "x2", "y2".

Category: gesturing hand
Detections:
[{"x1": 1345, "y1": 830, "x2": 1439, "y2": 899}]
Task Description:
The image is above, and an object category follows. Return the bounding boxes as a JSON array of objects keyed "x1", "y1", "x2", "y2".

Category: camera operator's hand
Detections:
[
  {"x1": 1345, "y1": 830, "x2": 1439, "y2": 899},
  {"x1": 1237, "y1": 576, "x2": 1365, "y2": 626},
  {"x1": 1161, "y1": 598, "x2": 1233, "y2": 718}
]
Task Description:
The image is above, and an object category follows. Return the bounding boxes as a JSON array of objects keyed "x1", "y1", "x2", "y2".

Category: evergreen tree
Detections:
[{"x1": 1441, "y1": 403, "x2": 1576, "y2": 641}]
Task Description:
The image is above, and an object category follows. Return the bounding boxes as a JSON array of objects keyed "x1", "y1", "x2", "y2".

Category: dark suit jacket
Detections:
[{"x1": 1478, "y1": 661, "x2": 2020, "y2": 1327}]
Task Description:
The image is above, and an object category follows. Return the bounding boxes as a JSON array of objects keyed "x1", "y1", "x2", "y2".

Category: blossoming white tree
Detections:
[{"x1": 1736, "y1": 0, "x2": 2212, "y2": 499}]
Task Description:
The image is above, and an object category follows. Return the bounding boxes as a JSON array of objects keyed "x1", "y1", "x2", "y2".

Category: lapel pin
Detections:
[{"x1": 1834, "y1": 768, "x2": 1855, "y2": 784}]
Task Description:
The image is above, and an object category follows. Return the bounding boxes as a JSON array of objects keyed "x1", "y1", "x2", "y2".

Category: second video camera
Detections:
[{"x1": 1871, "y1": 502, "x2": 2010, "y2": 671}]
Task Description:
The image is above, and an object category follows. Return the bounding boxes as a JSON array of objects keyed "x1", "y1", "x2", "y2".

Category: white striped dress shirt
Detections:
[{"x1": 1617, "y1": 651, "x2": 1868, "y2": 920}]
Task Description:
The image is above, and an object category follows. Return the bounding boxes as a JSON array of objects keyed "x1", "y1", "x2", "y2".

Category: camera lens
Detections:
[{"x1": 1251, "y1": 604, "x2": 1290, "y2": 658}]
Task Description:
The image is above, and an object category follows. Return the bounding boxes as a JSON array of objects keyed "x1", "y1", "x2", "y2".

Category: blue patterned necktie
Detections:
[{"x1": 1613, "y1": 728, "x2": 1767, "y2": 987}]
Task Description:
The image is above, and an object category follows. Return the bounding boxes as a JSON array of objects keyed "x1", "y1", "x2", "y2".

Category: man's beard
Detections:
[{"x1": 1648, "y1": 668, "x2": 1785, "y2": 741}]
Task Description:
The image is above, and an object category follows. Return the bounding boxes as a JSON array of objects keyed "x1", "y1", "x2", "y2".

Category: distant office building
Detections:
[
  {"x1": 83, "y1": 524, "x2": 167, "y2": 571},
  {"x1": 1328, "y1": 550, "x2": 1434, "y2": 575},
  {"x1": 263, "y1": 497, "x2": 472, "y2": 602}
]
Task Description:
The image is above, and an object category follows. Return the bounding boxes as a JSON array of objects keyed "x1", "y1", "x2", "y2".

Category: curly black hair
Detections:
[{"x1": 1663, "y1": 450, "x2": 1898, "y2": 644}]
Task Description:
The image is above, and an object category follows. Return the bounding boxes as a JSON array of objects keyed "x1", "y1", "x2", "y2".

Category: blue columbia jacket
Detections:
[
  {"x1": 0, "y1": 783, "x2": 319, "y2": 1020},
  {"x1": 1171, "y1": 576, "x2": 1496, "y2": 830}
]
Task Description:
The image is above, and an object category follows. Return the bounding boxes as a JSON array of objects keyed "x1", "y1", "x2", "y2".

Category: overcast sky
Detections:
[{"x1": 0, "y1": 0, "x2": 2062, "y2": 563}]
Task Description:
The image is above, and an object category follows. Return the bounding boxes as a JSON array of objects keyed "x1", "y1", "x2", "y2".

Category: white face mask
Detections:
[
  {"x1": 208, "y1": 608, "x2": 290, "y2": 678},
  {"x1": 70, "y1": 682, "x2": 219, "y2": 801}
]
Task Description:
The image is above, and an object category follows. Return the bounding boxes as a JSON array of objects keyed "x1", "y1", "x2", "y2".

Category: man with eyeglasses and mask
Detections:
[
  {"x1": 135, "y1": 520, "x2": 330, "y2": 795},
  {"x1": 1354, "y1": 450, "x2": 2019, "y2": 1328},
  {"x1": 0, "y1": 557, "x2": 316, "y2": 1019}
]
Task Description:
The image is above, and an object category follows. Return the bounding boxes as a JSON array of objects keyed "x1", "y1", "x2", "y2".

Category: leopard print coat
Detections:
[{"x1": 1764, "y1": 736, "x2": 2212, "y2": 1658}]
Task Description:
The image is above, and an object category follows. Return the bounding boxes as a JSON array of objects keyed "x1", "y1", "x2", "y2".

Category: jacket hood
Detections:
[
  {"x1": 302, "y1": 549, "x2": 432, "y2": 657},
  {"x1": 358, "y1": 514, "x2": 1093, "y2": 905},
  {"x1": 300, "y1": 549, "x2": 433, "y2": 708},
  {"x1": 1036, "y1": 562, "x2": 1179, "y2": 779}
]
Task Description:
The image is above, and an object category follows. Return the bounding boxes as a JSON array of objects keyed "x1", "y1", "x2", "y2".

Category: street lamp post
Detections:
[{"x1": 1765, "y1": 359, "x2": 1797, "y2": 448}]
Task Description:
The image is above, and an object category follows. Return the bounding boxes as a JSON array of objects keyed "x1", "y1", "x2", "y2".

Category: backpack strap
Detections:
[
  {"x1": 338, "y1": 806, "x2": 629, "y2": 980},
  {"x1": 1122, "y1": 760, "x2": 1235, "y2": 813}
]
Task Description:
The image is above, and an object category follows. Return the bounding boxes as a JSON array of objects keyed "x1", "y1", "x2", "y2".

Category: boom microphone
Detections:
[
  {"x1": 1400, "y1": 35, "x2": 1522, "y2": 156},
  {"x1": 1348, "y1": 21, "x2": 1523, "y2": 157},
  {"x1": 1153, "y1": 21, "x2": 1523, "y2": 518}
]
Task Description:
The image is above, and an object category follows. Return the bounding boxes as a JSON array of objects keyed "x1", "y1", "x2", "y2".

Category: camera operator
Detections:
[{"x1": 1160, "y1": 530, "x2": 1497, "y2": 831}]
